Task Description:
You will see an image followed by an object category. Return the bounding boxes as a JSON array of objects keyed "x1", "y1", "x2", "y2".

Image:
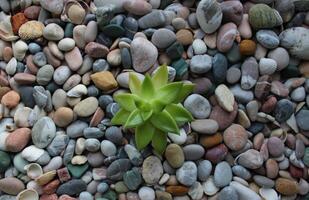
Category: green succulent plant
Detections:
[{"x1": 111, "y1": 66, "x2": 194, "y2": 154}]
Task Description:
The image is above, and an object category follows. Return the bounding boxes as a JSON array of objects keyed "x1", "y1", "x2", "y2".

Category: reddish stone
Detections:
[
  {"x1": 43, "y1": 179, "x2": 60, "y2": 194},
  {"x1": 1, "y1": 90, "x2": 20, "y2": 108},
  {"x1": 261, "y1": 96, "x2": 277, "y2": 113},
  {"x1": 59, "y1": 195, "x2": 77, "y2": 200},
  {"x1": 85, "y1": 42, "x2": 109, "y2": 58},
  {"x1": 271, "y1": 81, "x2": 289, "y2": 97},
  {"x1": 40, "y1": 194, "x2": 58, "y2": 200},
  {"x1": 5, "y1": 128, "x2": 31, "y2": 152},
  {"x1": 205, "y1": 144, "x2": 228, "y2": 164},
  {"x1": 3, "y1": 47, "x2": 13, "y2": 62},
  {"x1": 200, "y1": 133, "x2": 223, "y2": 149},
  {"x1": 209, "y1": 102, "x2": 238, "y2": 130},
  {"x1": 26, "y1": 55, "x2": 39, "y2": 74},
  {"x1": 11, "y1": 13, "x2": 28, "y2": 34},
  {"x1": 57, "y1": 167, "x2": 71, "y2": 183},
  {"x1": 165, "y1": 186, "x2": 189, "y2": 196},
  {"x1": 14, "y1": 73, "x2": 36, "y2": 85},
  {"x1": 24, "y1": 6, "x2": 41, "y2": 20},
  {"x1": 0, "y1": 73, "x2": 9, "y2": 87},
  {"x1": 90, "y1": 107, "x2": 104, "y2": 127},
  {"x1": 289, "y1": 165, "x2": 303, "y2": 179},
  {"x1": 254, "y1": 75, "x2": 271, "y2": 99}
]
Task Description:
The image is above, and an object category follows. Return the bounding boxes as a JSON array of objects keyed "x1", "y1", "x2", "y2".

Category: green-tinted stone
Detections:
[
  {"x1": 67, "y1": 163, "x2": 89, "y2": 178},
  {"x1": 249, "y1": 4, "x2": 283, "y2": 29},
  {"x1": 101, "y1": 24, "x2": 125, "y2": 38},
  {"x1": 96, "y1": 6, "x2": 115, "y2": 28},
  {"x1": 281, "y1": 65, "x2": 300, "y2": 79},
  {"x1": 101, "y1": 190, "x2": 117, "y2": 200},
  {"x1": 160, "y1": 0, "x2": 174, "y2": 9},
  {"x1": 64, "y1": 23, "x2": 74, "y2": 38},
  {"x1": 303, "y1": 148, "x2": 309, "y2": 167},
  {"x1": 226, "y1": 43, "x2": 241, "y2": 63},
  {"x1": 294, "y1": 0, "x2": 309, "y2": 11},
  {"x1": 114, "y1": 181, "x2": 129, "y2": 193},
  {"x1": 171, "y1": 58, "x2": 189, "y2": 80},
  {"x1": 123, "y1": 169, "x2": 142, "y2": 190},
  {"x1": 0, "y1": 151, "x2": 10, "y2": 172},
  {"x1": 13, "y1": 153, "x2": 29, "y2": 173},
  {"x1": 166, "y1": 41, "x2": 184, "y2": 60}
]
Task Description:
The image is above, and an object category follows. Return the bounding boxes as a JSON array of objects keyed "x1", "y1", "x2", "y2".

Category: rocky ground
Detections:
[{"x1": 0, "y1": 0, "x2": 308, "y2": 200}]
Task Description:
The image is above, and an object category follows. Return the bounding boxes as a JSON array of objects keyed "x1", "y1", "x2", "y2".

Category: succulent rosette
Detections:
[{"x1": 111, "y1": 66, "x2": 194, "y2": 154}]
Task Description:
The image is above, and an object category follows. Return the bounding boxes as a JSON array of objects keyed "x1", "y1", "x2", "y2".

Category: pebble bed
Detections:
[{"x1": 0, "y1": 0, "x2": 308, "y2": 200}]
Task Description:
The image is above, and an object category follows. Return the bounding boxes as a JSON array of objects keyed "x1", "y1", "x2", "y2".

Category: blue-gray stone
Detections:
[
  {"x1": 176, "y1": 161, "x2": 197, "y2": 186},
  {"x1": 274, "y1": 99, "x2": 294, "y2": 123},
  {"x1": 57, "y1": 180, "x2": 87, "y2": 196},
  {"x1": 105, "y1": 126, "x2": 123, "y2": 145},
  {"x1": 47, "y1": 133, "x2": 70, "y2": 156},
  {"x1": 218, "y1": 186, "x2": 239, "y2": 200},
  {"x1": 296, "y1": 109, "x2": 309, "y2": 131},
  {"x1": 99, "y1": 95, "x2": 114, "y2": 109},
  {"x1": 83, "y1": 127, "x2": 104, "y2": 139},
  {"x1": 63, "y1": 139, "x2": 76, "y2": 165},
  {"x1": 124, "y1": 144, "x2": 143, "y2": 166},
  {"x1": 212, "y1": 53, "x2": 228, "y2": 84},
  {"x1": 107, "y1": 159, "x2": 132, "y2": 181},
  {"x1": 256, "y1": 30, "x2": 280, "y2": 49},
  {"x1": 33, "y1": 52, "x2": 47, "y2": 67},
  {"x1": 66, "y1": 120, "x2": 88, "y2": 138},
  {"x1": 197, "y1": 160, "x2": 212, "y2": 182},
  {"x1": 87, "y1": 85, "x2": 99, "y2": 97},
  {"x1": 28, "y1": 43, "x2": 41, "y2": 54},
  {"x1": 232, "y1": 165, "x2": 251, "y2": 180},
  {"x1": 93, "y1": 59, "x2": 110, "y2": 72}
]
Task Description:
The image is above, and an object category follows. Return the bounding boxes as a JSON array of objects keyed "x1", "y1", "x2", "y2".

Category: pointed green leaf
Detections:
[
  {"x1": 151, "y1": 110, "x2": 179, "y2": 133},
  {"x1": 152, "y1": 130, "x2": 167, "y2": 154},
  {"x1": 111, "y1": 108, "x2": 131, "y2": 125},
  {"x1": 141, "y1": 110, "x2": 153, "y2": 121},
  {"x1": 152, "y1": 65, "x2": 168, "y2": 89},
  {"x1": 174, "y1": 83, "x2": 195, "y2": 103},
  {"x1": 141, "y1": 74, "x2": 155, "y2": 99},
  {"x1": 129, "y1": 73, "x2": 142, "y2": 95},
  {"x1": 124, "y1": 109, "x2": 143, "y2": 128},
  {"x1": 151, "y1": 99, "x2": 166, "y2": 113},
  {"x1": 156, "y1": 82, "x2": 183, "y2": 104},
  {"x1": 114, "y1": 93, "x2": 136, "y2": 111},
  {"x1": 165, "y1": 104, "x2": 193, "y2": 123},
  {"x1": 135, "y1": 122, "x2": 155, "y2": 150}
]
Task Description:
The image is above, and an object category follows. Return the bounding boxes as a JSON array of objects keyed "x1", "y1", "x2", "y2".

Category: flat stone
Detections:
[
  {"x1": 214, "y1": 161, "x2": 232, "y2": 187},
  {"x1": 176, "y1": 161, "x2": 197, "y2": 187},
  {"x1": 142, "y1": 156, "x2": 163, "y2": 185},
  {"x1": 32, "y1": 117, "x2": 56, "y2": 148},
  {"x1": 215, "y1": 84, "x2": 235, "y2": 112},
  {"x1": 56, "y1": 180, "x2": 87, "y2": 196}
]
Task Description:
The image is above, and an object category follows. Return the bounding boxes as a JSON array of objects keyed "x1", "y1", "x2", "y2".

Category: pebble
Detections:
[
  {"x1": 215, "y1": 84, "x2": 235, "y2": 112},
  {"x1": 176, "y1": 161, "x2": 197, "y2": 186},
  {"x1": 214, "y1": 162, "x2": 232, "y2": 187},
  {"x1": 275, "y1": 178, "x2": 298, "y2": 196},
  {"x1": 184, "y1": 94, "x2": 211, "y2": 119},
  {"x1": 65, "y1": 47, "x2": 83, "y2": 71},
  {"x1": 218, "y1": 186, "x2": 238, "y2": 200},
  {"x1": 139, "y1": 186, "x2": 155, "y2": 200},
  {"x1": 0, "y1": 177, "x2": 25, "y2": 195},
  {"x1": 142, "y1": 156, "x2": 163, "y2": 185},
  {"x1": 217, "y1": 23, "x2": 237, "y2": 52},
  {"x1": 151, "y1": 28, "x2": 176, "y2": 49},
  {"x1": 40, "y1": 0, "x2": 64, "y2": 15},
  {"x1": 259, "y1": 58, "x2": 277, "y2": 75},
  {"x1": 248, "y1": 4, "x2": 283, "y2": 29},
  {"x1": 56, "y1": 180, "x2": 86, "y2": 196},
  {"x1": 190, "y1": 55, "x2": 212, "y2": 74},
  {"x1": 32, "y1": 117, "x2": 56, "y2": 148},
  {"x1": 90, "y1": 71, "x2": 118, "y2": 91},
  {"x1": 223, "y1": 124, "x2": 248, "y2": 151},
  {"x1": 43, "y1": 23, "x2": 64, "y2": 41},
  {"x1": 192, "y1": 39, "x2": 207, "y2": 55},
  {"x1": 131, "y1": 37, "x2": 158, "y2": 72},
  {"x1": 58, "y1": 38, "x2": 75, "y2": 52},
  {"x1": 196, "y1": 0, "x2": 222, "y2": 34},
  {"x1": 197, "y1": 160, "x2": 212, "y2": 182},
  {"x1": 183, "y1": 144, "x2": 205, "y2": 161},
  {"x1": 256, "y1": 30, "x2": 279, "y2": 49},
  {"x1": 138, "y1": 10, "x2": 166, "y2": 29},
  {"x1": 5, "y1": 128, "x2": 31, "y2": 152},
  {"x1": 230, "y1": 181, "x2": 261, "y2": 200},
  {"x1": 191, "y1": 119, "x2": 218, "y2": 134},
  {"x1": 296, "y1": 110, "x2": 309, "y2": 131},
  {"x1": 274, "y1": 99, "x2": 294, "y2": 123},
  {"x1": 73, "y1": 97, "x2": 98, "y2": 117},
  {"x1": 18, "y1": 21, "x2": 44, "y2": 40},
  {"x1": 100, "y1": 140, "x2": 117, "y2": 156},
  {"x1": 267, "y1": 47, "x2": 290, "y2": 71}
]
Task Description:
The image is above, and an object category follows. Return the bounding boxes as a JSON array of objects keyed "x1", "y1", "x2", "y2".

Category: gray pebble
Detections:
[
  {"x1": 214, "y1": 161, "x2": 232, "y2": 187},
  {"x1": 33, "y1": 52, "x2": 47, "y2": 67},
  {"x1": 183, "y1": 144, "x2": 205, "y2": 161},
  {"x1": 85, "y1": 138, "x2": 101, "y2": 152},
  {"x1": 176, "y1": 161, "x2": 197, "y2": 186},
  {"x1": 256, "y1": 30, "x2": 280, "y2": 49},
  {"x1": 197, "y1": 160, "x2": 212, "y2": 182},
  {"x1": 83, "y1": 127, "x2": 104, "y2": 139},
  {"x1": 184, "y1": 94, "x2": 211, "y2": 119},
  {"x1": 67, "y1": 120, "x2": 88, "y2": 138},
  {"x1": 190, "y1": 55, "x2": 212, "y2": 74},
  {"x1": 105, "y1": 126, "x2": 123, "y2": 145}
]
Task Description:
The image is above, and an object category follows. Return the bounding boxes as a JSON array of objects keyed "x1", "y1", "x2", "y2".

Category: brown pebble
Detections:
[
  {"x1": 210, "y1": 103, "x2": 238, "y2": 130},
  {"x1": 239, "y1": 39, "x2": 256, "y2": 55},
  {"x1": 85, "y1": 42, "x2": 109, "y2": 58},
  {"x1": 200, "y1": 132, "x2": 223, "y2": 149},
  {"x1": 253, "y1": 133, "x2": 264, "y2": 150},
  {"x1": 5, "y1": 128, "x2": 31, "y2": 152},
  {"x1": 275, "y1": 178, "x2": 298, "y2": 196},
  {"x1": 90, "y1": 71, "x2": 118, "y2": 91},
  {"x1": 265, "y1": 159, "x2": 279, "y2": 179},
  {"x1": 267, "y1": 137, "x2": 284, "y2": 157},
  {"x1": 1, "y1": 90, "x2": 20, "y2": 108},
  {"x1": 289, "y1": 165, "x2": 303, "y2": 179},
  {"x1": 176, "y1": 29, "x2": 193, "y2": 46},
  {"x1": 26, "y1": 55, "x2": 39, "y2": 74},
  {"x1": 0, "y1": 177, "x2": 25, "y2": 195},
  {"x1": 53, "y1": 107, "x2": 74, "y2": 127},
  {"x1": 90, "y1": 107, "x2": 104, "y2": 127},
  {"x1": 0, "y1": 87, "x2": 11, "y2": 101},
  {"x1": 165, "y1": 185, "x2": 189, "y2": 196},
  {"x1": 3, "y1": 47, "x2": 13, "y2": 62},
  {"x1": 261, "y1": 96, "x2": 277, "y2": 113}
]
